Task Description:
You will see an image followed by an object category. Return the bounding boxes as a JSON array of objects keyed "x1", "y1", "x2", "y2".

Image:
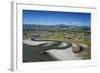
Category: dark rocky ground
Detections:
[
  {"x1": 23, "y1": 41, "x2": 72, "y2": 62},
  {"x1": 23, "y1": 44, "x2": 58, "y2": 62}
]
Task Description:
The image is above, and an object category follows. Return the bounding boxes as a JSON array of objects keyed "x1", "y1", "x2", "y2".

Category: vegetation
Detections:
[{"x1": 23, "y1": 24, "x2": 91, "y2": 60}]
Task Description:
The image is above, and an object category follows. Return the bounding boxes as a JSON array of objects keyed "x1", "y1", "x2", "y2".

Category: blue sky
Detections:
[{"x1": 23, "y1": 10, "x2": 91, "y2": 26}]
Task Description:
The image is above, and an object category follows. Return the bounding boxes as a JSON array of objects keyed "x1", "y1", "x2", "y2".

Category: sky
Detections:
[{"x1": 23, "y1": 10, "x2": 91, "y2": 26}]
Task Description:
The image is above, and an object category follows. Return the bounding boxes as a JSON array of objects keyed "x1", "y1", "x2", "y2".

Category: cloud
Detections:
[{"x1": 71, "y1": 21, "x2": 83, "y2": 25}]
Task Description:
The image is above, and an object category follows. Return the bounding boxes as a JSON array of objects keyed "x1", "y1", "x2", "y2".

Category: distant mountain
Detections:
[{"x1": 23, "y1": 24, "x2": 90, "y2": 32}]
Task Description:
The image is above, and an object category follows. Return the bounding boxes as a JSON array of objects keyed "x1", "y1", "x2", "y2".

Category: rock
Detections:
[{"x1": 72, "y1": 44, "x2": 81, "y2": 53}]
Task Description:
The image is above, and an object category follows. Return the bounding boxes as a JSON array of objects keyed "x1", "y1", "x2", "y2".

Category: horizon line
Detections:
[{"x1": 23, "y1": 24, "x2": 90, "y2": 26}]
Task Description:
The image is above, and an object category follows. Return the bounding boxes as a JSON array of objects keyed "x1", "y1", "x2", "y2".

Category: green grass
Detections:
[{"x1": 23, "y1": 30, "x2": 91, "y2": 60}]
